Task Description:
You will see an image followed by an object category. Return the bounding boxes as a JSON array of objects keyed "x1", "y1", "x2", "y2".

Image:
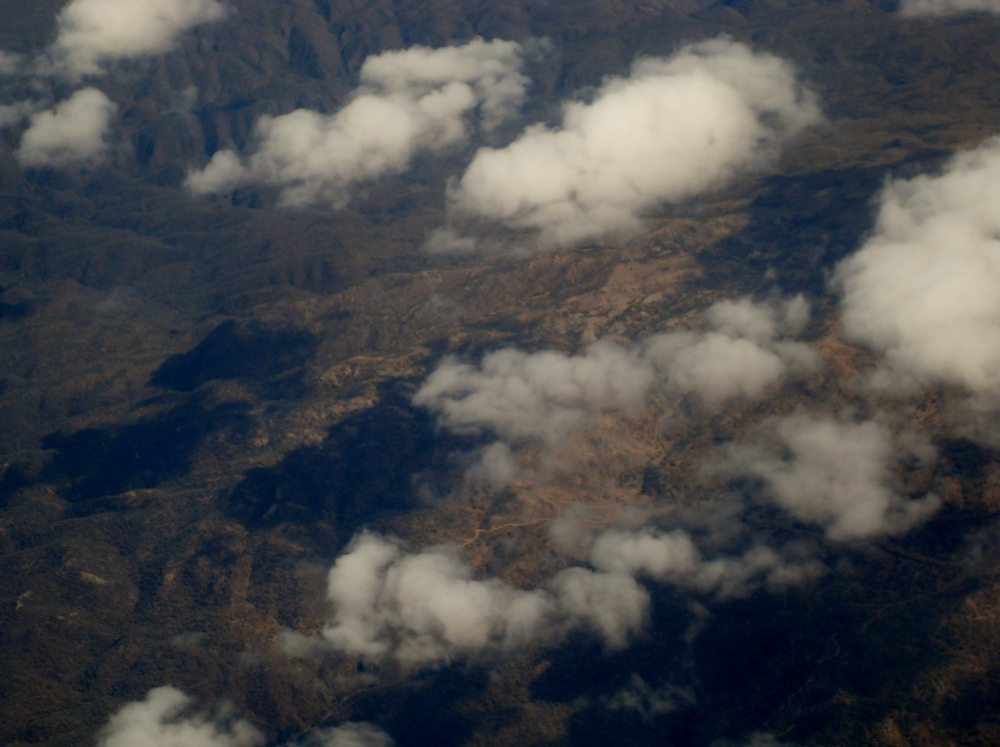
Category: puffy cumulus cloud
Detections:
[
  {"x1": 546, "y1": 567, "x2": 650, "y2": 649},
  {"x1": 712, "y1": 413, "x2": 940, "y2": 541},
  {"x1": 95, "y1": 686, "x2": 264, "y2": 747},
  {"x1": 358, "y1": 39, "x2": 542, "y2": 130},
  {"x1": 185, "y1": 39, "x2": 530, "y2": 208},
  {"x1": 898, "y1": 0, "x2": 1000, "y2": 15},
  {"x1": 315, "y1": 532, "x2": 555, "y2": 664},
  {"x1": 294, "y1": 520, "x2": 824, "y2": 668},
  {"x1": 446, "y1": 37, "x2": 820, "y2": 248},
  {"x1": 15, "y1": 87, "x2": 116, "y2": 167},
  {"x1": 301, "y1": 531, "x2": 648, "y2": 665},
  {"x1": 835, "y1": 137, "x2": 1000, "y2": 396},
  {"x1": 705, "y1": 294, "x2": 810, "y2": 340},
  {"x1": 413, "y1": 296, "x2": 818, "y2": 454},
  {"x1": 413, "y1": 341, "x2": 656, "y2": 447},
  {"x1": 646, "y1": 295, "x2": 818, "y2": 405},
  {"x1": 462, "y1": 441, "x2": 520, "y2": 491},
  {"x1": 43, "y1": 0, "x2": 228, "y2": 78}
]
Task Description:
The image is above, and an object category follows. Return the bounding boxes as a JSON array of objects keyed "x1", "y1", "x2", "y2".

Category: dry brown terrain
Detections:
[{"x1": 3, "y1": 1, "x2": 1000, "y2": 745}]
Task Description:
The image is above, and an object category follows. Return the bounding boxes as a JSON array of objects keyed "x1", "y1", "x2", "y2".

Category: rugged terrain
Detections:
[{"x1": 3, "y1": 1, "x2": 1000, "y2": 746}]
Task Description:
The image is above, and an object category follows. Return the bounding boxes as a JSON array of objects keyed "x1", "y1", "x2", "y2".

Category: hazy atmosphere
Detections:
[{"x1": 2, "y1": 0, "x2": 1000, "y2": 746}]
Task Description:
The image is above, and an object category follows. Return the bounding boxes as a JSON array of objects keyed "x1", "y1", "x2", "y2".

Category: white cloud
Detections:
[
  {"x1": 898, "y1": 0, "x2": 1000, "y2": 15},
  {"x1": 587, "y1": 526, "x2": 823, "y2": 599},
  {"x1": 185, "y1": 39, "x2": 530, "y2": 208},
  {"x1": 15, "y1": 87, "x2": 116, "y2": 167},
  {"x1": 711, "y1": 413, "x2": 940, "y2": 541},
  {"x1": 645, "y1": 295, "x2": 818, "y2": 406},
  {"x1": 185, "y1": 149, "x2": 244, "y2": 193},
  {"x1": 446, "y1": 36, "x2": 820, "y2": 248},
  {"x1": 413, "y1": 340, "x2": 656, "y2": 447},
  {"x1": 96, "y1": 686, "x2": 396, "y2": 747},
  {"x1": 462, "y1": 441, "x2": 520, "y2": 491},
  {"x1": 835, "y1": 136, "x2": 1000, "y2": 396},
  {"x1": 291, "y1": 532, "x2": 655, "y2": 666},
  {"x1": 589, "y1": 527, "x2": 702, "y2": 580},
  {"x1": 314, "y1": 532, "x2": 559, "y2": 665},
  {"x1": 296, "y1": 519, "x2": 824, "y2": 668},
  {"x1": 43, "y1": 0, "x2": 228, "y2": 77},
  {"x1": 547, "y1": 567, "x2": 650, "y2": 649},
  {"x1": 95, "y1": 686, "x2": 264, "y2": 747},
  {"x1": 706, "y1": 294, "x2": 810, "y2": 340},
  {"x1": 358, "y1": 39, "x2": 537, "y2": 130},
  {"x1": 413, "y1": 296, "x2": 818, "y2": 454}
]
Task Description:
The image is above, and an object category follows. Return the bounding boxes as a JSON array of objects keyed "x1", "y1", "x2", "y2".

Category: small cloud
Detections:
[
  {"x1": 547, "y1": 566, "x2": 649, "y2": 649},
  {"x1": 41, "y1": 0, "x2": 229, "y2": 78},
  {"x1": 15, "y1": 87, "x2": 116, "y2": 168},
  {"x1": 98, "y1": 286, "x2": 142, "y2": 312},
  {"x1": 463, "y1": 441, "x2": 520, "y2": 491},
  {"x1": 709, "y1": 412, "x2": 940, "y2": 541},
  {"x1": 95, "y1": 686, "x2": 264, "y2": 747},
  {"x1": 413, "y1": 339, "x2": 656, "y2": 448},
  {"x1": 96, "y1": 686, "x2": 396, "y2": 747},
  {"x1": 172, "y1": 85, "x2": 199, "y2": 113},
  {"x1": 184, "y1": 149, "x2": 246, "y2": 194},
  {"x1": 548, "y1": 504, "x2": 600, "y2": 558},
  {"x1": 422, "y1": 227, "x2": 481, "y2": 254}
]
